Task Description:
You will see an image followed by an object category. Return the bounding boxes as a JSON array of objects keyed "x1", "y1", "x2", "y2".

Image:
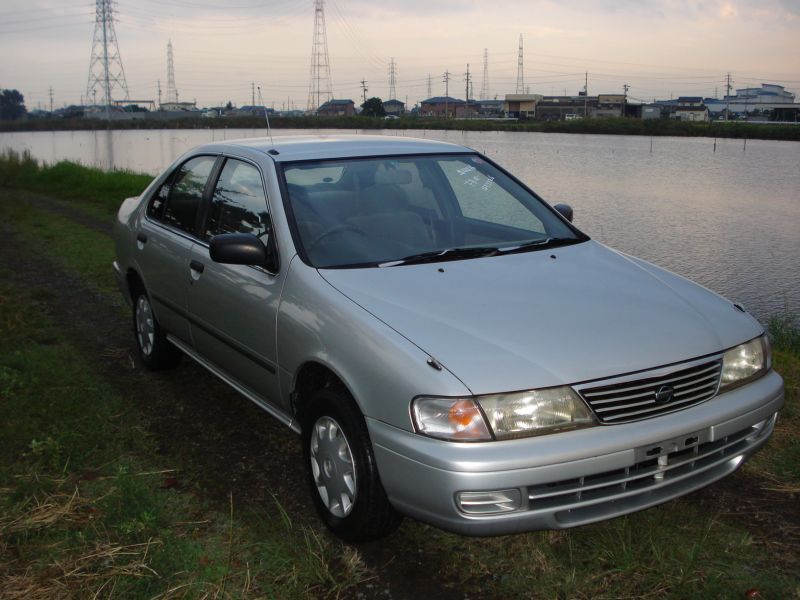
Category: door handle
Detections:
[
  {"x1": 189, "y1": 260, "x2": 205, "y2": 274},
  {"x1": 136, "y1": 232, "x2": 148, "y2": 244}
]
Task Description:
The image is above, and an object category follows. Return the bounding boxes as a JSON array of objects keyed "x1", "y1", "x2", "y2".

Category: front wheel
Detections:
[
  {"x1": 302, "y1": 387, "x2": 402, "y2": 542},
  {"x1": 132, "y1": 289, "x2": 181, "y2": 370}
]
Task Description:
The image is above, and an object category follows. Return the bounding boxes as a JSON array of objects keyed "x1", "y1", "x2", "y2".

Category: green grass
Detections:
[
  {"x1": 0, "y1": 191, "x2": 117, "y2": 296},
  {"x1": 0, "y1": 281, "x2": 370, "y2": 599},
  {"x1": 0, "y1": 150, "x2": 151, "y2": 218}
]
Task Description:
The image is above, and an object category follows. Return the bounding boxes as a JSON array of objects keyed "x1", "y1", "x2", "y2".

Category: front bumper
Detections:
[{"x1": 368, "y1": 370, "x2": 784, "y2": 536}]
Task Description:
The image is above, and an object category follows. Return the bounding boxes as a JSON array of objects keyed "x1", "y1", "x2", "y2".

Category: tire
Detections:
[
  {"x1": 132, "y1": 288, "x2": 182, "y2": 371},
  {"x1": 302, "y1": 387, "x2": 402, "y2": 542}
]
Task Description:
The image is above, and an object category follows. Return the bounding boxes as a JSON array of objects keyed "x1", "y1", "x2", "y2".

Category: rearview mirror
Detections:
[
  {"x1": 210, "y1": 233, "x2": 276, "y2": 271},
  {"x1": 553, "y1": 203, "x2": 573, "y2": 223}
]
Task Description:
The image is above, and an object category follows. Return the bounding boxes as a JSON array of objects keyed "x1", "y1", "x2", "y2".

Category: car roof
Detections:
[{"x1": 194, "y1": 134, "x2": 473, "y2": 163}]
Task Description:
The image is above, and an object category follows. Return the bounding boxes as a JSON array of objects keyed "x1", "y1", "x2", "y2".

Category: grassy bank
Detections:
[
  {"x1": 2, "y1": 114, "x2": 799, "y2": 141},
  {"x1": 0, "y1": 150, "x2": 150, "y2": 219},
  {"x1": 1, "y1": 159, "x2": 799, "y2": 598}
]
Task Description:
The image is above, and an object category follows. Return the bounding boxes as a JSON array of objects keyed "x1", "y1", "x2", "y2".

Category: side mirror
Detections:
[
  {"x1": 209, "y1": 233, "x2": 276, "y2": 271},
  {"x1": 553, "y1": 203, "x2": 573, "y2": 223}
]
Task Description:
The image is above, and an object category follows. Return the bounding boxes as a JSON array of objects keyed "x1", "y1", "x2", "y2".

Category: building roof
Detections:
[
  {"x1": 194, "y1": 135, "x2": 472, "y2": 163},
  {"x1": 677, "y1": 97, "x2": 703, "y2": 103},
  {"x1": 384, "y1": 99, "x2": 405, "y2": 106},
  {"x1": 319, "y1": 99, "x2": 354, "y2": 107},
  {"x1": 421, "y1": 96, "x2": 465, "y2": 105}
]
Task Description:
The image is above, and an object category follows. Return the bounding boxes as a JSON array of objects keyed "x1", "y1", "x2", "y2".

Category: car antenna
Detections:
[{"x1": 257, "y1": 86, "x2": 274, "y2": 147}]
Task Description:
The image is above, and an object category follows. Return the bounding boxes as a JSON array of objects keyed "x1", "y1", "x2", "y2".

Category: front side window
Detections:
[
  {"x1": 282, "y1": 154, "x2": 584, "y2": 268},
  {"x1": 161, "y1": 156, "x2": 216, "y2": 234},
  {"x1": 205, "y1": 159, "x2": 271, "y2": 243}
]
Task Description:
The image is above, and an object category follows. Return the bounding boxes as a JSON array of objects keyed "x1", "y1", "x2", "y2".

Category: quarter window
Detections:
[
  {"x1": 161, "y1": 156, "x2": 216, "y2": 234},
  {"x1": 205, "y1": 159, "x2": 271, "y2": 243}
]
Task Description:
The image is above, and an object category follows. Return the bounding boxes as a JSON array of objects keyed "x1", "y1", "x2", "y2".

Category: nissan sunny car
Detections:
[{"x1": 113, "y1": 135, "x2": 783, "y2": 541}]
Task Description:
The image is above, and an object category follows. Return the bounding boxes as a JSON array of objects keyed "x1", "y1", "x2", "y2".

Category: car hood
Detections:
[{"x1": 319, "y1": 241, "x2": 762, "y2": 395}]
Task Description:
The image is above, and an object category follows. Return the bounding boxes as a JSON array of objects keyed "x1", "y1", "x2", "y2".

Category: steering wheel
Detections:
[{"x1": 310, "y1": 224, "x2": 369, "y2": 249}]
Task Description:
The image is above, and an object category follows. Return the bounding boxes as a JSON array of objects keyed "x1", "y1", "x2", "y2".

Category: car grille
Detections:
[
  {"x1": 527, "y1": 416, "x2": 775, "y2": 527},
  {"x1": 577, "y1": 358, "x2": 722, "y2": 424}
]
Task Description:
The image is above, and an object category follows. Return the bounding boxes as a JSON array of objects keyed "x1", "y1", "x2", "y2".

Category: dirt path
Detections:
[{"x1": 2, "y1": 190, "x2": 797, "y2": 598}]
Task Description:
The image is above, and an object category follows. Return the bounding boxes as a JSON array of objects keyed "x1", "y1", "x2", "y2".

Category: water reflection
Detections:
[{"x1": 0, "y1": 128, "x2": 797, "y2": 320}]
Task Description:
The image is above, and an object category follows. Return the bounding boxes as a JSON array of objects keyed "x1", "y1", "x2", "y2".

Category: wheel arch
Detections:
[{"x1": 292, "y1": 360, "x2": 364, "y2": 429}]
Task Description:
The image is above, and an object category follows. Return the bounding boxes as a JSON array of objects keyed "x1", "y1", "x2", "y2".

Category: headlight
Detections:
[
  {"x1": 412, "y1": 386, "x2": 595, "y2": 442},
  {"x1": 719, "y1": 335, "x2": 771, "y2": 392},
  {"x1": 477, "y1": 387, "x2": 595, "y2": 440}
]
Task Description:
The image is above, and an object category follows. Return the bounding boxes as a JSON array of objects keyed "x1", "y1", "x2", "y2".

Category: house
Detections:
[
  {"x1": 383, "y1": 99, "x2": 405, "y2": 116},
  {"x1": 475, "y1": 99, "x2": 504, "y2": 117},
  {"x1": 642, "y1": 104, "x2": 662, "y2": 120},
  {"x1": 503, "y1": 94, "x2": 542, "y2": 119},
  {"x1": 674, "y1": 97, "x2": 708, "y2": 122},
  {"x1": 317, "y1": 99, "x2": 355, "y2": 116},
  {"x1": 420, "y1": 96, "x2": 465, "y2": 118},
  {"x1": 594, "y1": 94, "x2": 625, "y2": 118},
  {"x1": 535, "y1": 96, "x2": 591, "y2": 120}
]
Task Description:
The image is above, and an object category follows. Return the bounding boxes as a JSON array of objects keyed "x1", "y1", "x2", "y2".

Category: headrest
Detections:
[{"x1": 374, "y1": 169, "x2": 412, "y2": 185}]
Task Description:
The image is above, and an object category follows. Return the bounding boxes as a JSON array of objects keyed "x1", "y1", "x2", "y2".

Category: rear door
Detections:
[
  {"x1": 136, "y1": 155, "x2": 218, "y2": 343},
  {"x1": 186, "y1": 157, "x2": 285, "y2": 410}
]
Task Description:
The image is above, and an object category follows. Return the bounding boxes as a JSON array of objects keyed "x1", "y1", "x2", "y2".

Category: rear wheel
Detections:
[
  {"x1": 302, "y1": 387, "x2": 402, "y2": 542},
  {"x1": 132, "y1": 289, "x2": 181, "y2": 370}
]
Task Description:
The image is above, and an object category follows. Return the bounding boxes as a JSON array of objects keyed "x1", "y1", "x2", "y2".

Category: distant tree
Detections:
[
  {"x1": 360, "y1": 97, "x2": 385, "y2": 117},
  {"x1": 225, "y1": 101, "x2": 234, "y2": 110},
  {"x1": 0, "y1": 89, "x2": 26, "y2": 120}
]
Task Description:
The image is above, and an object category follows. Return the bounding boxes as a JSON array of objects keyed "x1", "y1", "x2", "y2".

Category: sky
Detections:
[{"x1": 1, "y1": 0, "x2": 799, "y2": 111}]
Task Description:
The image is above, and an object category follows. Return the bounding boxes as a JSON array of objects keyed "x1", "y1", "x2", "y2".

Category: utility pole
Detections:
[
  {"x1": 480, "y1": 48, "x2": 489, "y2": 100},
  {"x1": 427, "y1": 74, "x2": 432, "y2": 98},
  {"x1": 584, "y1": 71, "x2": 588, "y2": 117},
  {"x1": 464, "y1": 64, "x2": 471, "y2": 117},
  {"x1": 623, "y1": 83, "x2": 629, "y2": 117},
  {"x1": 251, "y1": 82, "x2": 256, "y2": 107},
  {"x1": 360, "y1": 79, "x2": 368, "y2": 104},
  {"x1": 443, "y1": 70, "x2": 451, "y2": 118},
  {"x1": 515, "y1": 34, "x2": 524, "y2": 94},
  {"x1": 157, "y1": 80, "x2": 162, "y2": 109},
  {"x1": 725, "y1": 72, "x2": 732, "y2": 120},
  {"x1": 48, "y1": 86, "x2": 54, "y2": 114}
]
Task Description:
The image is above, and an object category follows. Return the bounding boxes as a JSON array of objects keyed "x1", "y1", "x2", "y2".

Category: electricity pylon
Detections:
[
  {"x1": 86, "y1": 0, "x2": 129, "y2": 109},
  {"x1": 307, "y1": 0, "x2": 333, "y2": 111}
]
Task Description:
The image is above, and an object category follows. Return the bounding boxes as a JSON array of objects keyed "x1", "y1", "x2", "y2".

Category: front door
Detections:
[{"x1": 187, "y1": 157, "x2": 285, "y2": 409}]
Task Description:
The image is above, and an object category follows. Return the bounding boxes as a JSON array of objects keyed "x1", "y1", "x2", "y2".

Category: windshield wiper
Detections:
[
  {"x1": 379, "y1": 246, "x2": 499, "y2": 267},
  {"x1": 496, "y1": 237, "x2": 578, "y2": 255}
]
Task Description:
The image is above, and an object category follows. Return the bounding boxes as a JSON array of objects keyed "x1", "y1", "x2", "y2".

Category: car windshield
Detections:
[{"x1": 282, "y1": 153, "x2": 585, "y2": 268}]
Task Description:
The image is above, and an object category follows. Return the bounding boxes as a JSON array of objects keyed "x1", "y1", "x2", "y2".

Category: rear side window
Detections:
[
  {"x1": 205, "y1": 159, "x2": 271, "y2": 243},
  {"x1": 161, "y1": 156, "x2": 216, "y2": 234}
]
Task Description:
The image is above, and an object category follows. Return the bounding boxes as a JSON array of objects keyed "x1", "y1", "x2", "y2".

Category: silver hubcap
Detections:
[
  {"x1": 310, "y1": 416, "x2": 357, "y2": 518},
  {"x1": 135, "y1": 295, "x2": 155, "y2": 356}
]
